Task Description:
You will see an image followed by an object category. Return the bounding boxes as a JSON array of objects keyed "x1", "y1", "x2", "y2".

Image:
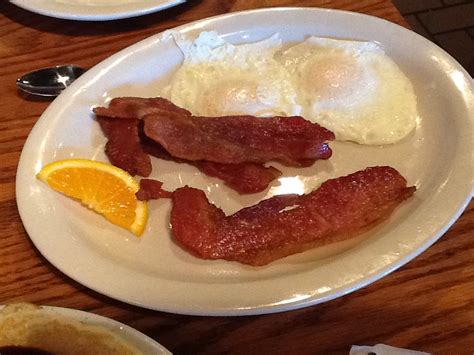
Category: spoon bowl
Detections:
[{"x1": 16, "y1": 65, "x2": 87, "y2": 97}]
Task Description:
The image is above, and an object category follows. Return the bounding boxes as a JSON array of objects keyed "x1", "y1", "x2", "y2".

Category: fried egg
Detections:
[
  {"x1": 277, "y1": 37, "x2": 418, "y2": 144},
  {"x1": 168, "y1": 31, "x2": 301, "y2": 117}
]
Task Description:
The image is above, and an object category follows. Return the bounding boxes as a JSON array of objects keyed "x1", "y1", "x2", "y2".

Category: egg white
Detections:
[
  {"x1": 168, "y1": 31, "x2": 301, "y2": 117},
  {"x1": 277, "y1": 37, "x2": 419, "y2": 145}
]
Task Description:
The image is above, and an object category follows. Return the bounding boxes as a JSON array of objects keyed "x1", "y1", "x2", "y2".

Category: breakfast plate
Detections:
[
  {"x1": 0, "y1": 304, "x2": 171, "y2": 353},
  {"x1": 9, "y1": 0, "x2": 186, "y2": 21},
  {"x1": 16, "y1": 8, "x2": 472, "y2": 315}
]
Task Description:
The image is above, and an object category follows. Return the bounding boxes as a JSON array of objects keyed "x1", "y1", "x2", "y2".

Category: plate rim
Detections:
[
  {"x1": 0, "y1": 304, "x2": 170, "y2": 353},
  {"x1": 9, "y1": 0, "x2": 187, "y2": 21},
  {"x1": 15, "y1": 7, "x2": 474, "y2": 316}
]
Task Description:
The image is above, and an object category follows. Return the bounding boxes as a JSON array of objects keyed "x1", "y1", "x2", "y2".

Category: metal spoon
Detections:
[{"x1": 16, "y1": 65, "x2": 87, "y2": 97}]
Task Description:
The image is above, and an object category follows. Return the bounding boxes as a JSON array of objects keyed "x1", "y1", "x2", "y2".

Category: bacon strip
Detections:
[
  {"x1": 136, "y1": 179, "x2": 172, "y2": 201},
  {"x1": 93, "y1": 97, "x2": 191, "y2": 119},
  {"x1": 143, "y1": 113, "x2": 334, "y2": 166},
  {"x1": 170, "y1": 167, "x2": 416, "y2": 266},
  {"x1": 195, "y1": 162, "x2": 281, "y2": 194},
  {"x1": 141, "y1": 137, "x2": 282, "y2": 194},
  {"x1": 93, "y1": 97, "x2": 335, "y2": 167},
  {"x1": 96, "y1": 117, "x2": 151, "y2": 177},
  {"x1": 96, "y1": 115, "x2": 280, "y2": 193},
  {"x1": 94, "y1": 97, "x2": 333, "y2": 191}
]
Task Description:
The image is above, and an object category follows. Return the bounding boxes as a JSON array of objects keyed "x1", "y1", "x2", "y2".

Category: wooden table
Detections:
[{"x1": 1, "y1": 1, "x2": 472, "y2": 353}]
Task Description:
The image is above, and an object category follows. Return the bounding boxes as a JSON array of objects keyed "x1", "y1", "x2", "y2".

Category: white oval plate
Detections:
[
  {"x1": 9, "y1": 0, "x2": 186, "y2": 21},
  {"x1": 0, "y1": 305, "x2": 170, "y2": 353},
  {"x1": 16, "y1": 8, "x2": 472, "y2": 316}
]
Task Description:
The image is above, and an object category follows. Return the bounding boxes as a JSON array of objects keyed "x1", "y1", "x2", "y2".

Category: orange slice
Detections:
[{"x1": 36, "y1": 159, "x2": 148, "y2": 236}]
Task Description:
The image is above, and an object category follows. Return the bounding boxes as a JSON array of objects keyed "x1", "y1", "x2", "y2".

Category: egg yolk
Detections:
[
  {"x1": 199, "y1": 79, "x2": 279, "y2": 117},
  {"x1": 299, "y1": 52, "x2": 364, "y2": 101}
]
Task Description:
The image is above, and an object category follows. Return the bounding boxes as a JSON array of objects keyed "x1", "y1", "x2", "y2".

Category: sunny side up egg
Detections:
[
  {"x1": 168, "y1": 31, "x2": 302, "y2": 118},
  {"x1": 277, "y1": 37, "x2": 419, "y2": 145}
]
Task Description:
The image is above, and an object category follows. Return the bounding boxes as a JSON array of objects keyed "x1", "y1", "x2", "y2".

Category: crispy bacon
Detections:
[
  {"x1": 141, "y1": 136, "x2": 282, "y2": 194},
  {"x1": 94, "y1": 97, "x2": 335, "y2": 166},
  {"x1": 93, "y1": 97, "x2": 191, "y2": 119},
  {"x1": 94, "y1": 96, "x2": 333, "y2": 191},
  {"x1": 143, "y1": 113, "x2": 334, "y2": 166},
  {"x1": 136, "y1": 179, "x2": 172, "y2": 201},
  {"x1": 195, "y1": 162, "x2": 282, "y2": 194},
  {"x1": 97, "y1": 116, "x2": 280, "y2": 193},
  {"x1": 96, "y1": 117, "x2": 152, "y2": 177},
  {"x1": 170, "y1": 167, "x2": 416, "y2": 266},
  {"x1": 140, "y1": 134, "x2": 177, "y2": 161}
]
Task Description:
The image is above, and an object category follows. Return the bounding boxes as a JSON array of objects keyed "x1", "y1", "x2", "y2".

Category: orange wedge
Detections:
[{"x1": 36, "y1": 159, "x2": 147, "y2": 236}]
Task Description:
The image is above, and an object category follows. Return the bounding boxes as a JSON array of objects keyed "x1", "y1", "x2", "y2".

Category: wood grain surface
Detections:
[{"x1": 0, "y1": 1, "x2": 473, "y2": 354}]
